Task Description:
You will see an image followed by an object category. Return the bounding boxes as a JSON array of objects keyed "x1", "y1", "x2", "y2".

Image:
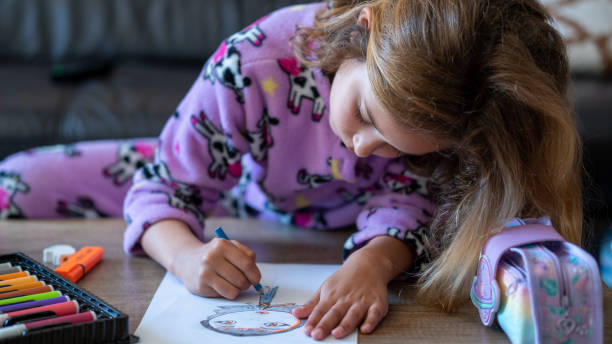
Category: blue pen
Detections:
[{"x1": 214, "y1": 227, "x2": 263, "y2": 293}]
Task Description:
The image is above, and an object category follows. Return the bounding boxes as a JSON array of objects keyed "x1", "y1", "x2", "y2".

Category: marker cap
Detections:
[
  {"x1": 24, "y1": 310, "x2": 97, "y2": 329},
  {"x1": 43, "y1": 244, "x2": 76, "y2": 267},
  {"x1": 0, "y1": 271, "x2": 29, "y2": 281},
  {"x1": 0, "y1": 324, "x2": 26, "y2": 340},
  {"x1": 0, "y1": 285, "x2": 53, "y2": 301}
]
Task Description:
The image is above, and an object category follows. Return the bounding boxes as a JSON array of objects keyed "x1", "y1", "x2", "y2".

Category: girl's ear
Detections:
[{"x1": 357, "y1": 7, "x2": 372, "y2": 30}]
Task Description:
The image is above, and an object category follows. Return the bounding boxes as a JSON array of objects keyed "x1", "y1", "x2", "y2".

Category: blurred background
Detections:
[
  {"x1": 0, "y1": 0, "x2": 610, "y2": 274},
  {"x1": 0, "y1": 0, "x2": 310, "y2": 158}
]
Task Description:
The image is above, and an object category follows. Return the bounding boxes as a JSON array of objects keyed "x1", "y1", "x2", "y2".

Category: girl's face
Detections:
[{"x1": 329, "y1": 59, "x2": 445, "y2": 158}]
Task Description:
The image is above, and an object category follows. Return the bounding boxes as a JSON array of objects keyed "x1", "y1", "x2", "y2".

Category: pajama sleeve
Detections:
[
  {"x1": 122, "y1": 58, "x2": 253, "y2": 256},
  {"x1": 342, "y1": 159, "x2": 437, "y2": 275}
]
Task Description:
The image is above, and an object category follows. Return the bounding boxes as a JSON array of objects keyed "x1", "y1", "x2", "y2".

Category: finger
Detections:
[
  {"x1": 311, "y1": 302, "x2": 351, "y2": 341},
  {"x1": 304, "y1": 299, "x2": 333, "y2": 337},
  {"x1": 360, "y1": 303, "x2": 388, "y2": 334},
  {"x1": 223, "y1": 240, "x2": 261, "y2": 285},
  {"x1": 188, "y1": 280, "x2": 221, "y2": 298},
  {"x1": 230, "y1": 240, "x2": 256, "y2": 261},
  {"x1": 208, "y1": 272, "x2": 242, "y2": 300},
  {"x1": 229, "y1": 240, "x2": 261, "y2": 285},
  {"x1": 331, "y1": 304, "x2": 368, "y2": 339},
  {"x1": 293, "y1": 290, "x2": 320, "y2": 319},
  {"x1": 215, "y1": 259, "x2": 252, "y2": 291}
]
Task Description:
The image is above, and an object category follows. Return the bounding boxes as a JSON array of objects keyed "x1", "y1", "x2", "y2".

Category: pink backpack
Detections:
[{"x1": 470, "y1": 218, "x2": 603, "y2": 343}]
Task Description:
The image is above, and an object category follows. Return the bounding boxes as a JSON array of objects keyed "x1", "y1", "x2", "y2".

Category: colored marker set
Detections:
[{"x1": 0, "y1": 253, "x2": 136, "y2": 344}]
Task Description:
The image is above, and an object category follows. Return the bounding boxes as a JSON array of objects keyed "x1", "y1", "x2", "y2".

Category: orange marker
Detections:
[
  {"x1": 0, "y1": 281, "x2": 45, "y2": 294},
  {"x1": 0, "y1": 272, "x2": 29, "y2": 281},
  {"x1": 0, "y1": 286, "x2": 53, "y2": 300},
  {"x1": 55, "y1": 246, "x2": 104, "y2": 283},
  {"x1": 0, "y1": 276, "x2": 38, "y2": 289}
]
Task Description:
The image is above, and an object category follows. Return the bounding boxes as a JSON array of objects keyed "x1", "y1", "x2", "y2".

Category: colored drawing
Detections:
[
  {"x1": 201, "y1": 286, "x2": 304, "y2": 336},
  {"x1": 201, "y1": 303, "x2": 303, "y2": 336},
  {"x1": 135, "y1": 264, "x2": 357, "y2": 343}
]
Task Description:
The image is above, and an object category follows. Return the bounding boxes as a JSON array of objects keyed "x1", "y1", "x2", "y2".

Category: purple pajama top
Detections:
[{"x1": 123, "y1": 3, "x2": 436, "y2": 272}]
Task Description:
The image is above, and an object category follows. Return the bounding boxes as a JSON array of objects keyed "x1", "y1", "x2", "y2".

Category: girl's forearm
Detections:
[
  {"x1": 140, "y1": 219, "x2": 203, "y2": 275},
  {"x1": 347, "y1": 235, "x2": 415, "y2": 283},
  {"x1": 141, "y1": 221, "x2": 414, "y2": 282}
]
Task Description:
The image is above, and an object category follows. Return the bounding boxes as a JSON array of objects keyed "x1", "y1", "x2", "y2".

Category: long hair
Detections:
[{"x1": 293, "y1": 0, "x2": 583, "y2": 310}]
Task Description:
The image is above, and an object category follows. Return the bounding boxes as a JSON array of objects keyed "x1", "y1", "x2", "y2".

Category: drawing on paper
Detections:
[{"x1": 201, "y1": 286, "x2": 304, "y2": 336}]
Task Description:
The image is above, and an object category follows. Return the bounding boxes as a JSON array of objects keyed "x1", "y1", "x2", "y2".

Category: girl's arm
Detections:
[
  {"x1": 140, "y1": 219, "x2": 261, "y2": 299},
  {"x1": 293, "y1": 235, "x2": 414, "y2": 340},
  {"x1": 347, "y1": 234, "x2": 414, "y2": 281},
  {"x1": 292, "y1": 162, "x2": 435, "y2": 340}
]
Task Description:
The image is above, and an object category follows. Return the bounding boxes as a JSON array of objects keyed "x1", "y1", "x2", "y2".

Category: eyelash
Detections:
[
  {"x1": 354, "y1": 107, "x2": 368, "y2": 125},
  {"x1": 391, "y1": 146, "x2": 404, "y2": 157},
  {"x1": 354, "y1": 104, "x2": 404, "y2": 157}
]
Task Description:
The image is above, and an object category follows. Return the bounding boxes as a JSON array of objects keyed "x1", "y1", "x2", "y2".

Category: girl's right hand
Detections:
[{"x1": 171, "y1": 238, "x2": 261, "y2": 299}]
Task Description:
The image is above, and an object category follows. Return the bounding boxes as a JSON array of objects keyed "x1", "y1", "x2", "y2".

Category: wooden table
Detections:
[{"x1": 0, "y1": 218, "x2": 610, "y2": 343}]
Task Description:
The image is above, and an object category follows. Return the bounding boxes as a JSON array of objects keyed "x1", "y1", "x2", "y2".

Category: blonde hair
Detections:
[{"x1": 294, "y1": 0, "x2": 583, "y2": 310}]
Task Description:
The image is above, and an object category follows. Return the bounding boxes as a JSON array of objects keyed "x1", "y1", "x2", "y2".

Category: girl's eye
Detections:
[
  {"x1": 354, "y1": 107, "x2": 368, "y2": 125},
  {"x1": 390, "y1": 145, "x2": 404, "y2": 157}
]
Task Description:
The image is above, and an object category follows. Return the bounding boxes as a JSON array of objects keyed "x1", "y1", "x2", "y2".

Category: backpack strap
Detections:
[{"x1": 470, "y1": 222, "x2": 564, "y2": 326}]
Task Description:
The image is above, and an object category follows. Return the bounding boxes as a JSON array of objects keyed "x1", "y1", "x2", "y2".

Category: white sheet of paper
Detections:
[{"x1": 135, "y1": 263, "x2": 357, "y2": 343}]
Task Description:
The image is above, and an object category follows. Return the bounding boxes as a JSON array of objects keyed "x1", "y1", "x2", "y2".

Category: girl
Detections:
[{"x1": 0, "y1": 0, "x2": 583, "y2": 340}]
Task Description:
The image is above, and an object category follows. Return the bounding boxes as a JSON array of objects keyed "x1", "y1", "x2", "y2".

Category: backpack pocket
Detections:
[{"x1": 499, "y1": 243, "x2": 603, "y2": 343}]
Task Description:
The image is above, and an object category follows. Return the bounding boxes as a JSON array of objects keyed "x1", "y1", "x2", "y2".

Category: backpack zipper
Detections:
[{"x1": 538, "y1": 244, "x2": 571, "y2": 308}]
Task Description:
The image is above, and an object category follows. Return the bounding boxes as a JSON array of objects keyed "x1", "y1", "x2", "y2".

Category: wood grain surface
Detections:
[{"x1": 1, "y1": 218, "x2": 610, "y2": 343}]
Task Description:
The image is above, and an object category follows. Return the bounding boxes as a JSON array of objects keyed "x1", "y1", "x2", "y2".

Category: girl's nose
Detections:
[{"x1": 353, "y1": 130, "x2": 380, "y2": 158}]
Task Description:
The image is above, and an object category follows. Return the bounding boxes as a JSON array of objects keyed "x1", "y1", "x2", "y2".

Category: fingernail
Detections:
[
  {"x1": 332, "y1": 327, "x2": 342, "y2": 337},
  {"x1": 362, "y1": 324, "x2": 371, "y2": 333},
  {"x1": 312, "y1": 329, "x2": 323, "y2": 340},
  {"x1": 304, "y1": 325, "x2": 312, "y2": 335}
]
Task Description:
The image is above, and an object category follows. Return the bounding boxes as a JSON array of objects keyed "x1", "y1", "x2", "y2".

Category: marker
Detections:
[
  {"x1": 213, "y1": 227, "x2": 263, "y2": 293},
  {"x1": 0, "y1": 267, "x2": 21, "y2": 275},
  {"x1": 0, "y1": 311, "x2": 96, "y2": 340},
  {"x1": 0, "y1": 296, "x2": 69, "y2": 314},
  {"x1": 0, "y1": 285, "x2": 53, "y2": 300},
  {"x1": 0, "y1": 276, "x2": 38, "y2": 289},
  {"x1": 258, "y1": 286, "x2": 278, "y2": 309},
  {"x1": 55, "y1": 246, "x2": 104, "y2": 283},
  {"x1": 0, "y1": 300, "x2": 79, "y2": 327},
  {"x1": 0, "y1": 291, "x2": 62, "y2": 307},
  {"x1": 0, "y1": 272, "x2": 29, "y2": 281},
  {"x1": 0, "y1": 281, "x2": 45, "y2": 294}
]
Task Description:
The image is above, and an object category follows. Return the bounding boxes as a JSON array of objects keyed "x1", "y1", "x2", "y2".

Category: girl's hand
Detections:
[
  {"x1": 172, "y1": 238, "x2": 262, "y2": 299},
  {"x1": 140, "y1": 219, "x2": 261, "y2": 300},
  {"x1": 292, "y1": 235, "x2": 414, "y2": 341},
  {"x1": 293, "y1": 250, "x2": 388, "y2": 340}
]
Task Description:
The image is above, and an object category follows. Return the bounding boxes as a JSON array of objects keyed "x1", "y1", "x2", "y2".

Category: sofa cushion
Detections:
[
  {"x1": 0, "y1": 0, "x2": 314, "y2": 62},
  {"x1": 542, "y1": 0, "x2": 612, "y2": 75},
  {"x1": 0, "y1": 61, "x2": 201, "y2": 159}
]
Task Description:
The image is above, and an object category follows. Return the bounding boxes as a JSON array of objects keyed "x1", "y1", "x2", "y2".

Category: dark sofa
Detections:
[
  {"x1": 0, "y1": 0, "x2": 610, "y2": 255},
  {"x1": 0, "y1": 0, "x2": 310, "y2": 158}
]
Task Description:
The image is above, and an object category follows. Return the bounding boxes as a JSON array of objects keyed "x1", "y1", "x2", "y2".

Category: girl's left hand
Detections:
[{"x1": 292, "y1": 249, "x2": 390, "y2": 340}]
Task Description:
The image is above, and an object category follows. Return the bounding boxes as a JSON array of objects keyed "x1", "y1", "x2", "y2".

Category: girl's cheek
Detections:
[{"x1": 373, "y1": 145, "x2": 402, "y2": 158}]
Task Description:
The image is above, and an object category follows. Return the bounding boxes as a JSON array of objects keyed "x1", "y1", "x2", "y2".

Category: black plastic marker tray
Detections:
[{"x1": 0, "y1": 252, "x2": 138, "y2": 344}]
